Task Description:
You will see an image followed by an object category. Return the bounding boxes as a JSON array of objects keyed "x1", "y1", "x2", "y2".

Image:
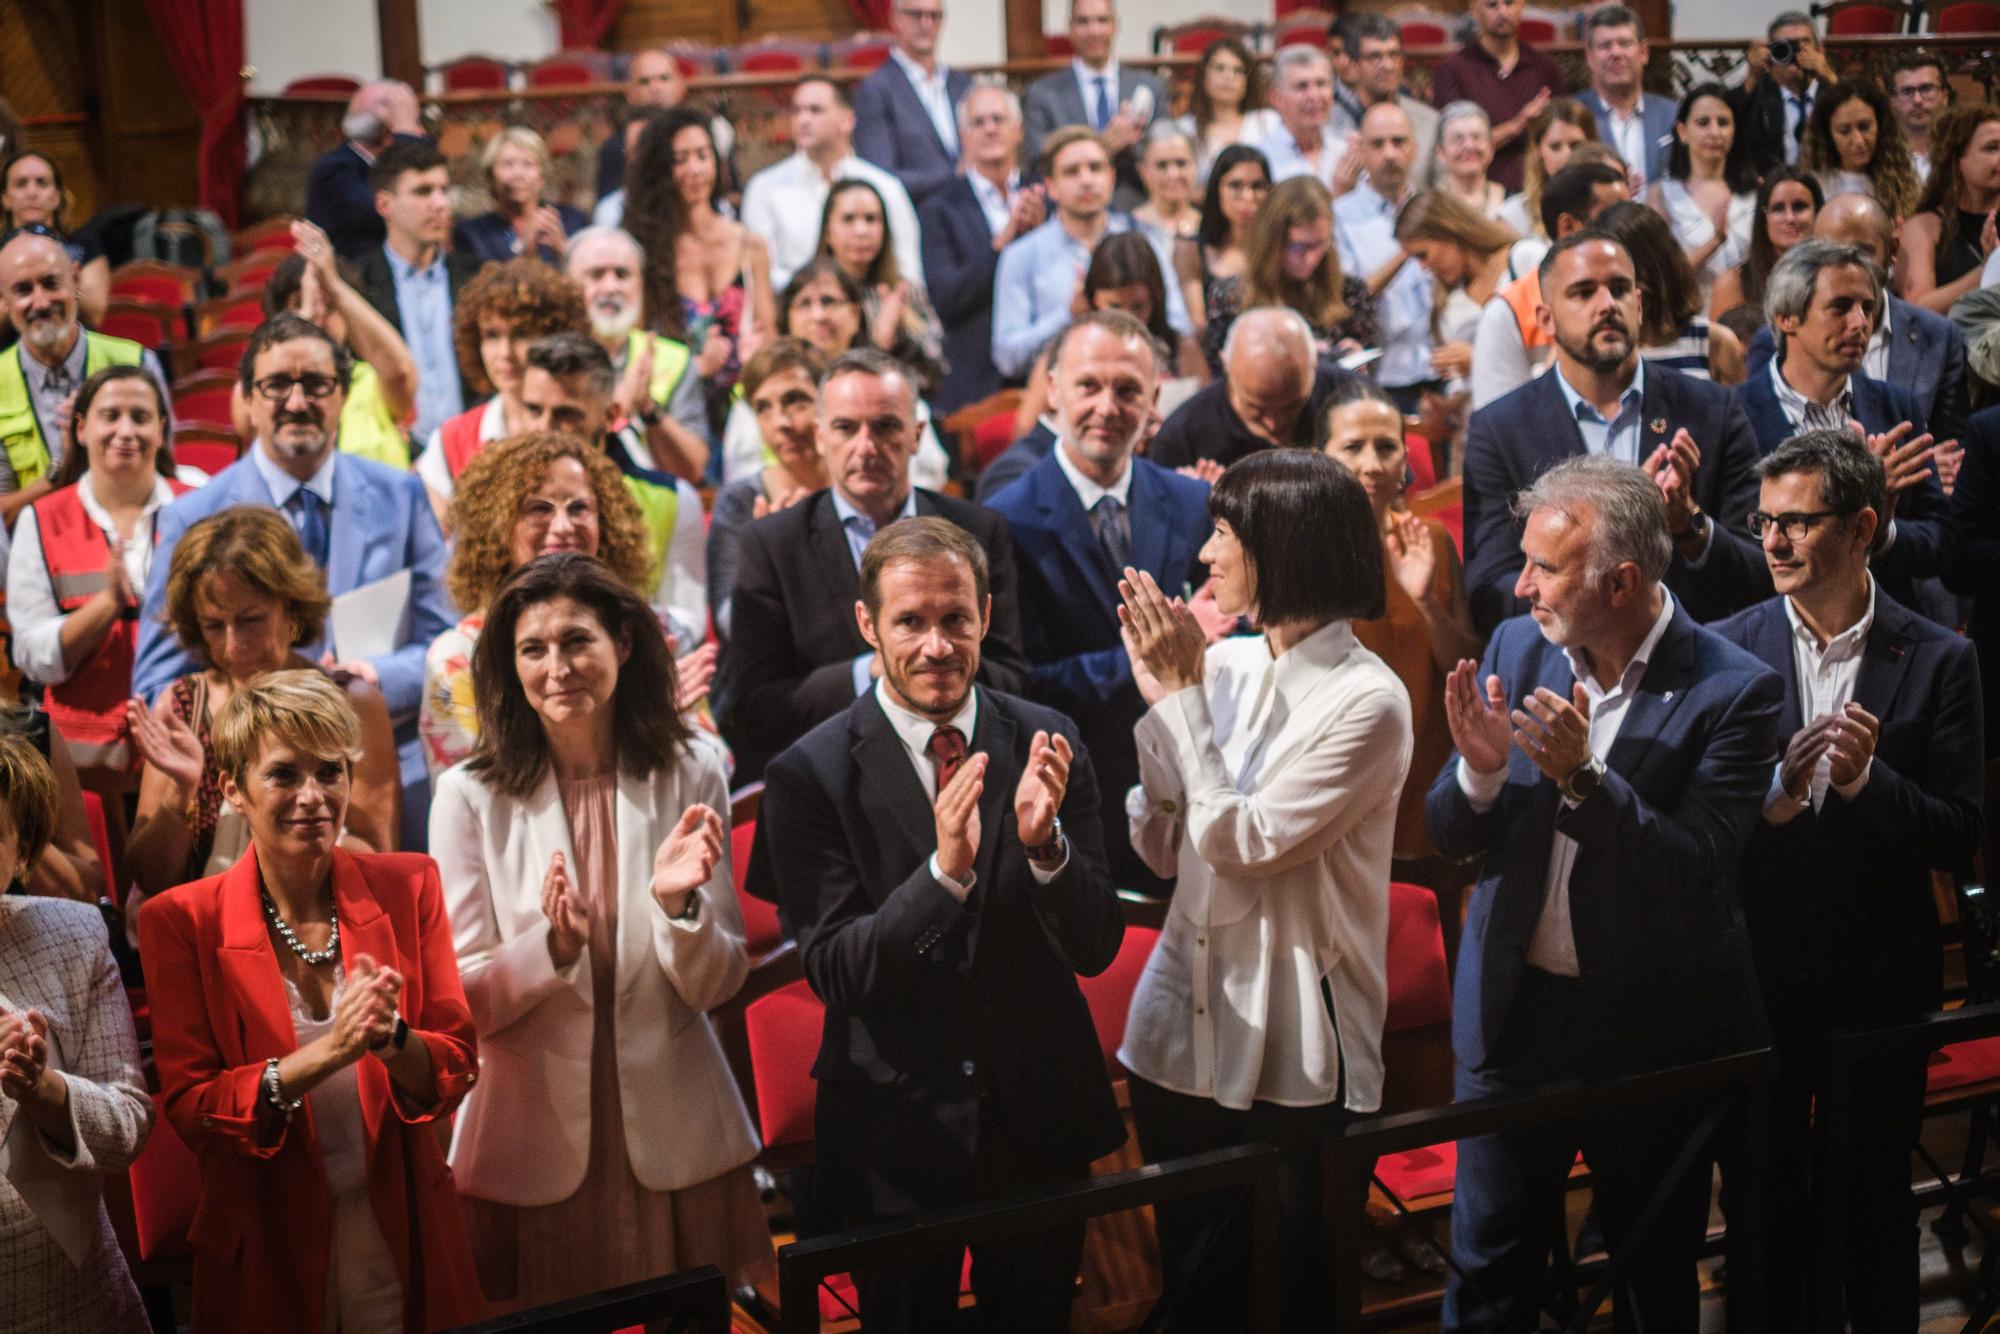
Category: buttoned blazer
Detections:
[
  {"x1": 136, "y1": 848, "x2": 485, "y2": 1334},
  {"x1": 429, "y1": 738, "x2": 759, "y2": 1206},
  {"x1": 1424, "y1": 607, "x2": 1783, "y2": 1074},
  {"x1": 1462, "y1": 364, "x2": 1768, "y2": 632},
  {"x1": 1573, "y1": 89, "x2": 1678, "y2": 185}
]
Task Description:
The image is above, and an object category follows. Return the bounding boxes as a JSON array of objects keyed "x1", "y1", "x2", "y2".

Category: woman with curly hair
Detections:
[
  {"x1": 1897, "y1": 102, "x2": 2000, "y2": 314},
  {"x1": 420, "y1": 432, "x2": 715, "y2": 777},
  {"x1": 1203, "y1": 175, "x2": 1375, "y2": 373},
  {"x1": 1801, "y1": 80, "x2": 1922, "y2": 221},
  {"x1": 415, "y1": 259, "x2": 588, "y2": 527}
]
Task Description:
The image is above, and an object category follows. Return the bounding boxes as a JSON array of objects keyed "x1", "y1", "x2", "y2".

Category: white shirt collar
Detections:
[
  {"x1": 1052, "y1": 437, "x2": 1132, "y2": 511},
  {"x1": 250, "y1": 442, "x2": 337, "y2": 508},
  {"x1": 1784, "y1": 572, "x2": 1876, "y2": 656},
  {"x1": 874, "y1": 676, "x2": 979, "y2": 754},
  {"x1": 1770, "y1": 356, "x2": 1852, "y2": 421},
  {"x1": 891, "y1": 46, "x2": 944, "y2": 90},
  {"x1": 1563, "y1": 588, "x2": 1676, "y2": 696},
  {"x1": 76, "y1": 470, "x2": 177, "y2": 530},
  {"x1": 1073, "y1": 56, "x2": 1120, "y2": 85},
  {"x1": 1268, "y1": 619, "x2": 1361, "y2": 703}
]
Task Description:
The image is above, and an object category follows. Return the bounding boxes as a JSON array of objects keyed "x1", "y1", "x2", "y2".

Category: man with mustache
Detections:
[
  {"x1": 760, "y1": 513, "x2": 1122, "y2": 1333},
  {"x1": 1462, "y1": 230, "x2": 1767, "y2": 632},
  {"x1": 132, "y1": 313, "x2": 454, "y2": 843},
  {"x1": 1735, "y1": 239, "x2": 1955, "y2": 619},
  {"x1": 717, "y1": 347, "x2": 1026, "y2": 781},
  {"x1": 0, "y1": 230, "x2": 168, "y2": 529},
  {"x1": 563, "y1": 225, "x2": 712, "y2": 483}
]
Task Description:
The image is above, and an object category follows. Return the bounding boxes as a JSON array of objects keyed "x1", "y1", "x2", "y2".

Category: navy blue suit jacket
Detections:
[
  {"x1": 986, "y1": 453, "x2": 1211, "y2": 889},
  {"x1": 304, "y1": 135, "x2": 429, "y2": 261},
  {"x1": 1743, "y1": 297, "x2": 1970, "y2": 448},
  {"x1": 853, "y1": 59, "x2": 972, "y2": 208},
  {"x1": 1462, "y1": 364, "x2": 1768, "y2": 632},
  {"x1": 1735, "y1": 367, "x2": 1956, "y2": 612},
  {"x1": 1424, "y1": 606, "x2": 1782, "y2": 1073},
  {"x1": 1712, "y1": 590, "x2": 1982, "y2": 1019},
  {"x1": 973, "y1": 421, "x2": 1058, "y2": 504},
  {"x1": 1945, "y1": 404, "x2": 2000, "y2": 750},
  {"x1": 449, "y1": 204, "x2": 589, "y2": 266},
  {"x1": 1572, "y1": 89, "x2": 1677, "y2": 186},
  {"x1": 920, "y1": 174, "x2": 1017, "y2": 415}
]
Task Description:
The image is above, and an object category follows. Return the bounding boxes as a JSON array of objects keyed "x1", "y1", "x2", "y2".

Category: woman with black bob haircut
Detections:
[{"x1": 1115, "y1": 449, "x2": 1415, "y2": 1330}]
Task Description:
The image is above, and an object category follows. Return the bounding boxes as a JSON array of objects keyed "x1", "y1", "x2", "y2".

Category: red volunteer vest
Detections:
[{"x1": 439, "y1": 403, "x2": 488, "y2": 479}]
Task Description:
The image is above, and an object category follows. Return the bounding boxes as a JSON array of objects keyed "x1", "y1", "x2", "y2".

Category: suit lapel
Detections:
[
  {"x1": 1741, "y1": 374, "x2": 1790, "y2": 454},
  {"x1": 1034, "y1": 463, "x2": 1120, "y2": 623},
  {"x1": 806, "y1": 496, "x2": 866, "y2": 650},
  {"x1": 1605, "y1": 608, "x2": 1699, "y2": 784},
  {"x1": 851, "y1": 698, "x2": 939, "y2": 882},
  {"x1": 1640, "y1": 370, "x2": 1675, "y2": 467},
  {"x1": 330, "y1": 850, "x2": 398, "y2": 1156},
  {"x1": 1855, "y1": 595, "x2": 1915, "y2": 724},
  {"x1": 965, "y1": 691, "x2": 1017, "y2": 960},
  {"x1": 1126, "y1": 461, "x2": 1176, "y2": 588},
  {"x1": 325, "y1": 454, "x2": 367, "y2": 598},
  {"x1": 215, "y1": 849, "x2": 301, "y2": 1063},
  {"x1": 888, "y1": 59, "x2": 953, "y2": 160},
  {"x1": 1750, "y1": 602, "x2": 1806, "y2": 735}
]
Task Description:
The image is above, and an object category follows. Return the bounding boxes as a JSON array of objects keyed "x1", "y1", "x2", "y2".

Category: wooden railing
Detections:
[{"x1": 241, "y1": 33, "x2": 2000, "y2": 225}]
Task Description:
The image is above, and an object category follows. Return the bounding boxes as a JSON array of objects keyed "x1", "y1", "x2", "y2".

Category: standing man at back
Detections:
[
  {"x1": 1429, "y1": 0, "x2": 1568, "y2": 192},
  {"x1": 1334, "y1": 16, "x2": 1440, "y2": 186},
  {"x1": 1022, "y1": 0, "x2": 1165, "y2": 210},
  {"x1": 1574, "y1": 6, "x2": 1676, "y2": 192},
  {"x1": 305, "y1": 80, "x2": 428, "y2": 260},
  {"x1": 853, "y1": 0, "x2": 971, "y2": 209}
]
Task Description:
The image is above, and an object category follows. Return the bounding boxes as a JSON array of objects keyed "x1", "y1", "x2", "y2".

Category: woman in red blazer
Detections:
[{"x1": 137, "y1": 670, "x2": 484, "y2": 1334}]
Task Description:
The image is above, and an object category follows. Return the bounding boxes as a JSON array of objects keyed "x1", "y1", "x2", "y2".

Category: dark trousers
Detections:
[
  {"x1": 1127, "y1": 1074, "x2": 1351, "y2": 1332},
  {"x1": 1443, "y1": 969, "x2": 1716, "y2": 1334}
]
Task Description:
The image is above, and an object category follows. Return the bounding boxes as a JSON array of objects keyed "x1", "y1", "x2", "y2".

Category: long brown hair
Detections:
[
  {"x1": 467, "y1": 552, "x2": 692, "y2": 798},
  {"x1": 1188, "y1": 37, "x2": 1266, "y2": 138},
  {"x1": 1800, "y1": 80, "x2": 1921, "y2": 220},
  {"x1": 1519, "y1": 99, "x2": 1600, "y2": 241},
  {"x1": 1914, "y1": 101, "x2": 2000, "y2": 218},
  {"x1": 624, "y1": 106, "x2": 721, "y2": 340},
  {"x1": 1243, "y1": 176, "x2": 1349, "y2": 331}
]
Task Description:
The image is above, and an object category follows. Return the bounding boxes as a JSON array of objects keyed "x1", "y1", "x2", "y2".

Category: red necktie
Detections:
[{"x1": 928, "y1": 725, "x2": 967, "y2": 794}]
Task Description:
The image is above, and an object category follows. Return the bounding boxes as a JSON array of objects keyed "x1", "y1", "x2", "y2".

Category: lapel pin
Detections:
[
  {"x1": 1662, "y1": 689, "x2": 1673, "y2": 701},
  {"x1": 1649, "y1": 418, "x2": 1667, "y2": 435}
]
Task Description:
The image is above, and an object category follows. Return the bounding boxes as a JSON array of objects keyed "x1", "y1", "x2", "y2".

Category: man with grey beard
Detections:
[
  {"x1": 305, "y1": 80, "x2": 428, "y2": 261},
  {"x1": 0, "y1": 230, "x2": 169, "y2": 527},
  {"x1": 563, "y1": 225, "x2": 714, "y2": 482}
]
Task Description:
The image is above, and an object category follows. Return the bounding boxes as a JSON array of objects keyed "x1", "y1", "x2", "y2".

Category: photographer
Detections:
[{"x1": 1732, "y1": 11, "x2": 1835, "y2": 175}]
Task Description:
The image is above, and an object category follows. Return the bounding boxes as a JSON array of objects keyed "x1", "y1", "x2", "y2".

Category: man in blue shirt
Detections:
[
  {"x1": 991, "y1": 127, "x2": 1189, "y2": 380},
  {"x1": 351, "y1": 141, "x2": 479, "y2": 444},
  {"x1": 1334, "y1": 101, "x2": 1436, "y2": 412}
]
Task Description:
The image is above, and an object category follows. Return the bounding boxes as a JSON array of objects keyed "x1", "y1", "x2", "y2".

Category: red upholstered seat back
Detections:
[
  {"x1": 1384, "y1": 881, "x2": 1453, "y2": 1032},
  {"x1": 1079, "y1": 925, "x2": 1161, "y2": 1076},
  {"x1": 745, "y1": 979, "x2": 824, "y2": 1148}
]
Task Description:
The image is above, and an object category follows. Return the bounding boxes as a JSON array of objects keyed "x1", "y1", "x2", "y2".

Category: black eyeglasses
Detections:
[
  {"x1": 1746, "y1": 509, "x2": 1845, "y2": 541},
  {"x1": 251, "y1": 374, "x2": 341, "y2": 401}
]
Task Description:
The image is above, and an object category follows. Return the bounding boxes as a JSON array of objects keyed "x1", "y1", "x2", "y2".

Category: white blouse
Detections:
[
  {"x1": 1657, "y1": 178, "x2": 1756, "y2": 305},
  {"x1": 1119, "y1": 620, "x2": 1413, "y2": 1113}
]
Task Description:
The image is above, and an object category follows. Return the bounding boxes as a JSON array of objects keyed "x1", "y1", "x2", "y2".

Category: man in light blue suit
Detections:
[
  {"x1": 133, "y1": 314, "x2": 454, "y2": 843},
  {"x1": 1574, "y1": 6, "x2": 1677, "y2": 191},
  {"x1": 851, "y1": 0, "x2": 971, "y2": 209}
]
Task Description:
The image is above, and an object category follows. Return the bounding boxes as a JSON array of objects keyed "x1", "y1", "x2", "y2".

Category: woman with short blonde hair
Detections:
[{"x1": 455, "y1": 125, "x2": 588, "y2": 265}]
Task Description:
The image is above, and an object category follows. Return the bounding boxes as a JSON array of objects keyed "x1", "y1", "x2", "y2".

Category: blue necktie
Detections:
[
  {"x1": 292, "y1": 489, "x2": 329, "y2": 568},
  {"x1": 1094, "y1": 77, "x2": 1113, "y2": 131}
]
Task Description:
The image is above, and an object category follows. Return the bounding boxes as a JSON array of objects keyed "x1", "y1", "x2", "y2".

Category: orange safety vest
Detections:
[
  {"x1": 439, "y1": 402, "x2": 489, "y2": 479},
  {"x1": 1501, "y1": 271, "x2": 1553, "y2": 352},
  {"x1": 33, "y1": 479, "x2": 191, "y2": 768}
]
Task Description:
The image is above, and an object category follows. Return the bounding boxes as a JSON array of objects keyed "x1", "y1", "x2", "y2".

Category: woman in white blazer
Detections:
[
  {"x1": 430, "y1": 553, "x2": 771, "y2": 1310},
  {"x1": 1116, "y1": 451, "x2": 1413, "y2": 1333}
]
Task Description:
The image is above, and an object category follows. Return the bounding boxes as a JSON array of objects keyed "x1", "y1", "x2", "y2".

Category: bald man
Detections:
[
  {"x1": 1150, "y1": 306, "x2": 1360, "y2": 470},
  {"x1": 596, "y1": 48, "x2": 738, "y2": 198},
  {"x1": 0, "y1": 231, "x2": 169, "y2": 525},
  {"x1": 1744, "y1": 192, "x2": 1969, "y2": 448},
  {"x1": 305, "y1": 80, "x2": 430, "y2": 260}
]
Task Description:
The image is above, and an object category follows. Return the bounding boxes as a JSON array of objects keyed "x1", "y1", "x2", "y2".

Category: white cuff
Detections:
[
  {"x1": 1456, "y1": 757, "x2": 1508, "y2": 812},
  {"x1": 928, "y1": 852, "x2": 974, "y2": 903},
  {"x1": 1763, "y1": 759, "x2": 1807, "y2": 824}
]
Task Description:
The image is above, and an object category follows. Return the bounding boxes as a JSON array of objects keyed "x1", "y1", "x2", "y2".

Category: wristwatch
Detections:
[
  {"x1": 1672, "y1": 505, "x2": 1708, "y2": 545},
  {"x1": 637, "y1": 398, "x2": 664, "y2": 427},
  {"x1": 370, "y1": 1013, "x2": 410, "y2": 1054},
  {"x1": 1024, "y1": 817, "x2": 1066, "y2": 864},
  {"x1": 1559, "y1": 756, "x2": 1606, "y2": 805}
]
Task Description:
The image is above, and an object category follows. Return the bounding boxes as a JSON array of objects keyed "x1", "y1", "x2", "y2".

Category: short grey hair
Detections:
[
  {"x1": 1764, "y1": 238, "x2": 1883, "y2": 352},
  {"x1": 1220, "y1": 306, "x2": 1315, "y2": 371},
  {"x1": 1511, "y1": 456, "x2": 1672, "y2": 585},
  {"x1": 956, "y1": 77, "x2": 1022, "y2": 134},
  {"x1": 1144, "y1": 118, "x2": 1195, "y2": 153},
  {"x1": 1437, "y1": 100, "x2": 1493, "y2": 140},
  {"x1": 1768, "y1": 8, "x2": 1815, "y2": 35},
  {"x1": 1273, "y1": 45, "x2": 1333, "y2": 84},
  {"x1": 564, "y1": 224, "x2": 645, "y2": 270},
  {"x1": 1582, "y1": 4, "x2": 1645, "y2": 43}
]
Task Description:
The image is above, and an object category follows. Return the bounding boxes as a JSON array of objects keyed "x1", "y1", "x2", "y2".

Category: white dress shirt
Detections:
[
  {"x1": 838, "y1": 489, "x2": 919, "y2": 695},
  {"x1": 7, "y1": 473, "x2": 178, "y2": 685},
  {"x1": 1864, "y1": 300, "x2": 1892, "y2": 383},
  {"x1": 1552, "y1": 359, "x2": 1647, "y2": 464},
  {"x1": 1257, "y1": 123, "x2": 1352, "y2": 192},
  {"x1": 1784, "y1": 87, "x2": 1817, "y2": 165},
  {"x1": 1121, "y1": 620, "x2": 1414, "y2": 1113},
  {"x1": 1603, "y1": 100, "x2": 1650, "y2": 190},
  {"x1": 968, "y1": 168, "x2": 1021, "y2": 239},
  {"x1": 1052, "y1": 437, "x2": 1131, "y2": 512},
  {"x1": 739, "y1": 150, "x2": 925, "y2": 291},
  {"x1": 1765, "y1": 576, "x2": 1876, "y2": 821},
  {"x1": 1457, "y1": 590, "x2": 1679, "y2": 976},
  {"x1": 892, "y1": 48, "x2": 958, "y2": 157},
  {"x1": 1770, "y1": 357, "x2": 1854, "y2": 435}
]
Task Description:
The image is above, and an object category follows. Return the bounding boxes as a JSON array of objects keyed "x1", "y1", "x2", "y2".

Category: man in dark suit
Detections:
[
  {"x1": 1729, "y1": 10, "x2": 1833, "y2": 175},
  {"x1": 1463, "y1": 232, "x2": 1767, "y2": 633},
  {"x1": 1573, "y1": 5, "x2": 1677, "y2": 190},
  {"x1": 1713, "y1": 430, "x2": 1982, "y2": 1330},
  {"x1": 350, "y1": 140, "x2": 482, "y2": 444},
  {"x1": 987, "y1": 311, "x2": 1215, "y2": 895},
  {"x1": 1745, "y1": 193, "x2": 1971, "y2": 449},
  {"x1": 304, "y1": 81, "x2": 428, "y2": 260},
  {"x1": 974, "y1": 417, "x2": 1058, "y2": 504},
  {"x1": 762, "y1": 515, "x2": 1125, "y2": 1333},
  {"x1": 1735, "y1": 239, "x2": 1955, "y2": 618},
  {"x1": 1150, "y1": 307, "x2": 1358, "y2": 471},
  {"x1": 1948, "y1": 404, "x2": 2000, "y2": 752},
  {"x1": 852, "y1": 1, "x2": 971, "y2": 208},
  {"x1": 1021, "y1": 0, "x2": 1165, "y2": 209},
  {"x1": 1428, "y1": 455, "x2": 1782, "y2": 1331},
  {"x1": 718, "y1": 348, "x2": 1028, "y2": 780},
  {"x1": 920, "y1": 82, "x2": 1047, "y2": 415}
]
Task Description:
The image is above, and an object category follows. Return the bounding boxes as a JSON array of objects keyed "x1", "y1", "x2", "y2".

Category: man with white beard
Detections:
[
  {"x1": 0, "y1": 230, "x2": 169, "y2": 527},
  {"x1": 564, "y1": 225, "x2": 714, "y2": 483}
]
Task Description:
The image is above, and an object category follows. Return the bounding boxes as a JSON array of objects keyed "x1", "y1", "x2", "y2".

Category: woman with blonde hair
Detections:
[
  {"x1": 1801, "y1": 80, "x2": 1922, "y2": 221},
  {"x1": 123, "y1": 509, "x2": 401, "y2": 915},
  {"x1": 1202, "y1": 175, "x2": 1375, "y2": 372},
  {"x1": 1394, "y1": 190, "x2": 1517, "y2": 387},
  {"x1": 1500, "y1": 99, "x2": 1600, "y2": 240},
  {"x1": 453, "y1": 126, "x2": 589, "y2": 265}
]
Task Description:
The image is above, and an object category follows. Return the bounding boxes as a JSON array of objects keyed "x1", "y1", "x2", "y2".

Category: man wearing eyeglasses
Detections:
[
  {"x1": 0, "y1": 228, "x2": 170, "y2": 529},
  {"x1": 132, "y1": 312, "x2": 455, "y2": 844},
  {"x1": 1890, "y1": 52, "x2": 1952, "y2": 184},
  {"x1": 853, "y1": 1, "x2": 971, "y2": 209},
  {"x1": 1712, "y1": 429, "x2": 1982, "y2": 1330}
]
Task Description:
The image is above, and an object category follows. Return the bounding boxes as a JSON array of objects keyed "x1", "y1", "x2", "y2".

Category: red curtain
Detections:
[
  {"x1": 143, "y1": 0, "x2": 247, "y2": 229},
  {"x1": 553, "y1": 0, "x2": 623, "y2": 49},
  {"x1": 847, "y1": 0, "x2": 893, "y2": 26}
]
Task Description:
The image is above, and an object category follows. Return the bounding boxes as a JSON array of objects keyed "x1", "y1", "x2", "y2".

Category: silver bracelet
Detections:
[{"x1": 262, "y1": 1057, "x2": 302, "y2": 1116}]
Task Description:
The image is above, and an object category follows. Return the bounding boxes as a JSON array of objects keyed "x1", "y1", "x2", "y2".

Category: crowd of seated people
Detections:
[{"x1": 6, "y1": 1, "x2": 2000, "y2": 1328}]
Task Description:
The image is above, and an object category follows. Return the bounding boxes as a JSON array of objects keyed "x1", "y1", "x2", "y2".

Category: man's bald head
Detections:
[
  {"x1": 1358, "y1": 100, "x2": 1418, "y2": 194},
  {"x1": 1223, "y1": 308, "x2": 1317, "y2": 445},
  {"x1": 0, "y1": 231, "x2": 79, "y2": 359},
  {"x1": 1814, "y1": 192, "x2": 1895, "y2": 270}
]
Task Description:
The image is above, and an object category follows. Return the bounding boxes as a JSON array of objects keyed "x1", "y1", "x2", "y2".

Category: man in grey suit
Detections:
[
  {"x1": 1022, "y1": 0, "x2": 1164, "y2": 210},
  {"x1": 852, "y1": 0, "x2": 972, "y2": 208},
  {"x1": 1573, "y1": 5, "x2": 1677, "y2": 192}
]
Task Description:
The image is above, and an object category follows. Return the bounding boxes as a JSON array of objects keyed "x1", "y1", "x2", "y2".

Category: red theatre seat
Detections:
[
  {"x1": 173, "y1": 441, "x2": 242, "y2": 478},
  {"x1": 97, "y1": 302, "x2": 176, "y2": 351},
  {"x1": 1827, "y1": 2, "x2": 1904, "y2": 32},
  {"x1": 745, "y1": 978, "x2": 822, "y2": 1152},
  {"x1": 525, "y1": 57, "x2": 597, "y2": 89},
  {"x1": 438, "y1": 57, "x2": 511, "y2": 93},
  {"x1": 1078, "y1": 925, "x2": 1161, "y2": 1076},
  {"x1": 109, "y1": 261, "x2": 199, "y2": 309},
  {"x1": 1936, "y1": 0, "x2": 2000, "y2": 27},
  {"x1": 1399, "y1": 17, "x2": 1452, "y2": 45},
  {"x1": 1518, "y1": 17, "x2": 1562, "y2": 41},
  {"x1": 282, "y1": 74, "x2": 362, "y2": 97},
  {"x1": 1384, "y1": 882, "x2": 1453, "y2": 1033}
]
